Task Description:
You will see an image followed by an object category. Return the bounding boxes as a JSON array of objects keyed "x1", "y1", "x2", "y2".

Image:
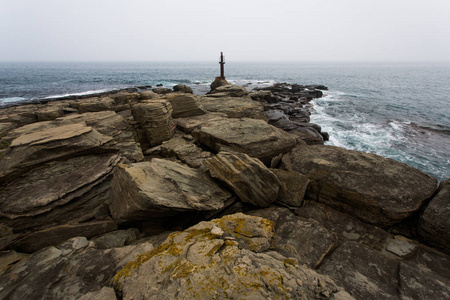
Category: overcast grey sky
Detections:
[{"x1": 1, "y1": 0, "x2": 449, "y2": 62}]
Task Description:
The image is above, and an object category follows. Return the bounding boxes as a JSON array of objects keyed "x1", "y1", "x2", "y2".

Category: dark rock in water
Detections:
[
  {"x1": 281, "y1": 144, "x2": 438, "y2": 227},
  {"x1": 206, "y1": 152, "x2": 281, "y2": 207},
  {"x1": 109, "y1": 158, "x2": 231, "y2": 224},
  {"x1": 172, "y1": 84, "x2": 193, "y2": 94},
  {"x1": 418, "y1": 179, "x2": 450, "y2": 253}
]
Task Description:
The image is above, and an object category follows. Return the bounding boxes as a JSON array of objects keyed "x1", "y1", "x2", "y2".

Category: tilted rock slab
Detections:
[
  {"x1": 192, "y1": 117, "x2": 298, "y2": 165},
  {"x1": 206, "y1": 152, "x2": 281, "y2": 207},
  {"x1": 109, "y1": 158, "x2": 232, "y2": 224},
  {"x1": 271, "y1": 168, "x2": 309, "y2": 207},
  {"x1": 281, "y1": 145, "x2": 438, "y2": 227},
  {"x1": 418, "y1": 179, "x2": 450, "y2": 253},
  {"x1": 164, "y1": 93, "x2": 206, "y2": 118},
  {"x1": 112, "y1": 213, "x2": 353, "y2": 300},
  {"x1": 131, "y1": 100, "x2": 175, "y2": 147},
  {"x1": 200, "y1": 96, "x2": 268, "y2": 121}
]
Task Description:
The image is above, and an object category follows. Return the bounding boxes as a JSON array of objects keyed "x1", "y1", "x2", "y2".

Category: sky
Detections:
[{"x1": 1, "y1": 0, "x2": 450, "y2": 62}]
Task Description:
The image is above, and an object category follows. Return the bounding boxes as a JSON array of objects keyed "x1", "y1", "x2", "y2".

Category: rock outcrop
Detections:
[
  {"x1": 206, "y1": 152, "x2": 281, "y2": 207},
  {"x1": 164, "y1": 93, "x2": 206, "y2": 118},
  {"x1": 109, "y1": 158, "x2": 232, "y2": 224},
  {"x1": 281, "y1": 144, "x2": 438, "y2": 227},
  {"x1": 418, "y1": 179, "x2": 450, "y2": 253},
  {"x1": 200, "y1": 96, "x2": 267, "y2": 120},
  {"x1": 112, "y1": 213, "x2": 353, "y2": 300}
]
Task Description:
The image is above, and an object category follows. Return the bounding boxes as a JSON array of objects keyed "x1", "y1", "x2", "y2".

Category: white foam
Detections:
[
  {"x1": 45, "y1": 89, "x2": 110, "y2": 99},
  {"x1": 0, "y1": 97, "x2": 27, "y2": 106}
]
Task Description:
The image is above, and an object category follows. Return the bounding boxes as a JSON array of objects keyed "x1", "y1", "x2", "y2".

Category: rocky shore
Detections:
[{"x1": 0, "y1": 79, "x2": 449, "y2": 299}]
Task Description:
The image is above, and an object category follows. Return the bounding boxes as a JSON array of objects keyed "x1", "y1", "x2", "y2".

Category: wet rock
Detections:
[
  {"x1": 318, "y1": 241, "x2": 399, "y2": 300},
  {"x1": 200, "y1": 96, "x2": 267, "y2": 120},
  {"x1": 418, "y1": 179, "x2": 450, "y2": 254},
  {"x1": 109, "y1": 158, "x2": 231, "y2": 224},
  {"x1": 192, "y1": 117, "x2": 298, "y2": 165},
  {"x1": 112, "y1": 213, "x2": 353, "y2": 299},
  {"x1": 248, "y1": 208, "x2": 337, "y2": 268},
  {"x1": 271, "y1": 168, "x2": 309, "y2": 207},
  {"x1": 281, "y1": 144, "x2": 438, "y2": 227},
  {"x1": 172, "y1": 84, "x2": 193, "y2": 94},
  {"x1": 206, "y1": 152, "x2": 281, "y2": 207},
  {"x1": 164, "y1": 93, "x2": 206, "y2": 118},
  {"x1": 131, "y1": 100, "x2": 176, "y2": 148}
]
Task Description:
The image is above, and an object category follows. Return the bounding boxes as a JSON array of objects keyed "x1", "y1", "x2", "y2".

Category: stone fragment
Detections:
[
  {"x1": 131, "y1": 100, "x2": 176, "y2": 147},
  {"x1": 206, "y1": 152, "x2": 280, "y2": 207},
  {"x1": 192, "y1": 117, "x2": 298, "y2": 165},
  {"x1": 160, "y1": 134, "x2": 213, "y2": 169},
  {"x1": 271, "y1": 168, "x2": 309, "y2": 207},
  {"x1": 385, "y1": 235, "x2": 418, "y2": 258},
  {"x1": 112, "y1": 213, "x2": 353, "y2": 300},
  {"x1": 200, "y1": 96, "x2": 267, "y2": 120},
  {"x1": 164, "y1": 93, "x2": 206, "y2": 117},
  {"x1": 281, "y1": 144, "x2": 438, "y2": 227},
  {"x1": 109, "y1": 158, "x2": 231, "y2": 224},
  {"x1": 418, "y1": 179, "x2": 450, "y2": 254}
]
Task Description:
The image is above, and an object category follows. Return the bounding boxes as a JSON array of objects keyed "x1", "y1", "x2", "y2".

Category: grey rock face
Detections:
[
  {"x1": 109, "y1": 158, "x2": 232, "y2": 223},
  {"x1": 192, "y1": 117, "x2": 298, "y2": 165},
  {"x1": 418, "y1": 179, "x2": 450, "y2": 253},
  {"x1": 281, "y1": 144, "x2": 437, "y2": 227},
  {"x1": 206, "y1": 152, "x2": 281, "y2": 207}
]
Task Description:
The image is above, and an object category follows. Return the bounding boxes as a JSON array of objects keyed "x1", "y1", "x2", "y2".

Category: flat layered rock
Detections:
[
  {"x1": 206, "y1": 152, "x2": 281, "y2": 207},
  {"x1": 174, "y1": 112, "x2": 228, "y2": 133},
  {"x1": 0, "y1": 154, "x2": 120, "y2": 232},
  {"x1": 112, "y1": 213, "x2": 353, "y2": 300},
  {"x1": 164, "y1": 93, "x2": 206, "y2": 118},
  {"x1": 160, "y1": 134, "x2": 213, "y2": 169},
  {"x1": 192, "y1": 117, "x2": 298, "y2": 165},
  {"x1": 0, "y1": 122, "x2": 113, "y2": 183},
  {"x1": 281, "y1": 145, "x2": 438, "y2": 227},
  {"x1": 207, "y1": 83, "x2": 249, "y2": 97},
  {"x1": 418, "y1": 179, "x2": 450, "y2": 253},
  {"x1": 109, "y1": 158, "x2": 232, "y2": 223},
  {"x1": 200, "y1": 96, "x2": 267, "y2": 120}
]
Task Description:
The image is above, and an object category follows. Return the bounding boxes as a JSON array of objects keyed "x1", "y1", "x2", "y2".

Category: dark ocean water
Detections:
[{"x1": 1, "y1": 61, "x2": 449, "y2": 181}]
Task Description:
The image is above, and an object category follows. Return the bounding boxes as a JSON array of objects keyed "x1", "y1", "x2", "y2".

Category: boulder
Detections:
[
  {"x1": 200, "y1": 96, "x2": 267, "y2": 120},
  {"x1": 418, "y1": 179, "x2": 450, "y2": 253},
  {"x1": 164, "y1": 93, "x2": 206, "y2": 118},
  {"x1": 112, "y1": 213, "x2": 353, "y2": 299},
  {"x1": 0, "y1": 154, "x2": 120, "y2": 232},
  {"x1": 152, "y1": 87, "x2": 172, "y2": 94},
  {"x1": 131, "y1": 100, "x2": 176, "y2": 148},
  {"x1": 160, "y1": 134, "x2": 213, "y2": 169},
  {"x1": 172, "y1": 84, "x2": 193, "y2": 94},
  {"x1": 210, "y1": 77, "x2": 229, "y2": 90},
  {"x1": 271, "y1": 168, "x2": 309, "y2": 207},
  {"x1": 109, "y1": 158, "x2": 232, "y2": 224},
  {"x1": 192, "y1": 117, "x2": 299, "y2": 165},
  {"x1": 290, "y1": 127, "x2": 324, "y2": 145},
  {"x1": 208, "y1": 84, "x2": 249, "y2": 97},
  {"x1": 248, "y1": 208, "x2": 337, "y2": 268},
  {"x1": 318, "y1": 241, "x2": 399, "y2": 300},
  {"x1": 206, "y1": 152, "x2": 281, "y2": 207},
  {"x1": 0, "y1": 236, "x2": 155, "y2": 300},
  {"x1": 281, "y1": 145, "x2": 438, "y2": 227},
  {"x1": 139, "y1": 91, "x2": 160, "y2": 100}
]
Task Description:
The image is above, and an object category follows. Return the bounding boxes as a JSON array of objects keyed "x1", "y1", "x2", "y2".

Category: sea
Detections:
[{"x1": 1, "y1": 61, "x2": 449, "y2": 182}]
